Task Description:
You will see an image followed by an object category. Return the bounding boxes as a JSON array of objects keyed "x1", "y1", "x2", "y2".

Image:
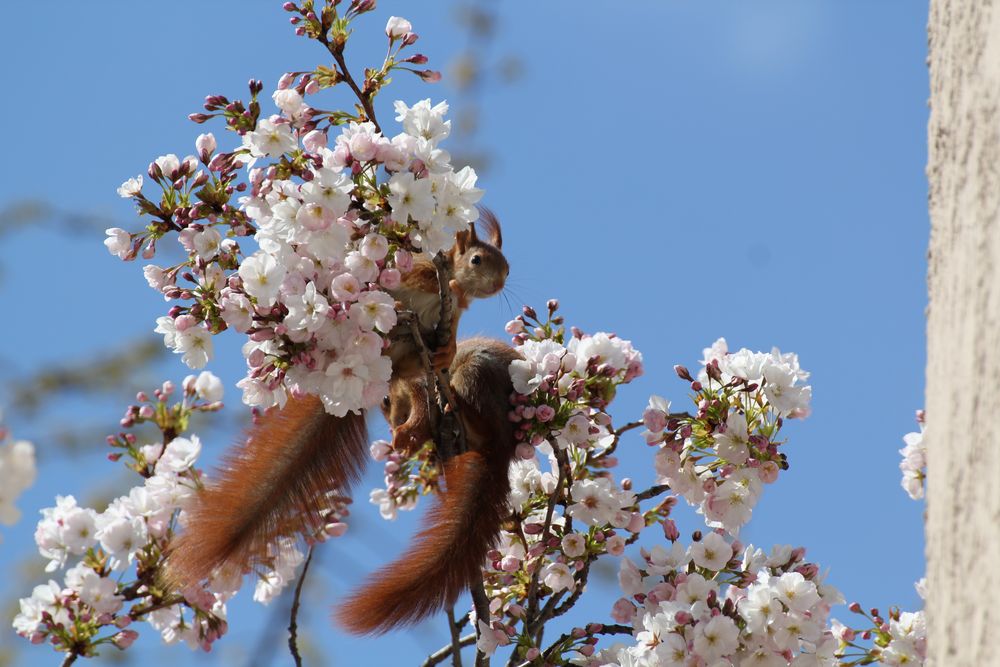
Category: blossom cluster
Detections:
[
  {"x1": 594, "y1": 538, "x2": 844, "y2": 666},
  {"x1": 465, "y1": 303, "x2": 654, "y2": 655},
  {"x1": 368, "y1": 438, "x2": 445, "y2": 520},
  {"x1": 12, "y1": 374, "x2": 345, "y2": 660},
  {"x1": 582, "y1": 536, "x2": 926, "y2": 667},
  {"x1": 108, "y1": 7, "x2": 477, "y2": 418},
  {"x1": 898, "y1": 410, "x2": 926, "y2": 501},
  {"x1": 0, "y1": 411, "x2": 36, "y2": 542},
  {"x1": 649, "y1": 338, "x2": 812, "y2": 534}
]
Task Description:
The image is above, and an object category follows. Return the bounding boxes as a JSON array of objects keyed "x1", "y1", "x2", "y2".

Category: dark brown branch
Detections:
[
  {"x1": 314, "y1": 29, "x2": 381, "y2": 133},
  {"x1": 634, "y1": 484, "x2": 671, "y2": 502},
  {"x1": 550, "y1": 557, "x2": 595, "y2": 619},
  {"x1": 422, "y1": 633, "x2": 478, "y2": 667},
  {"x1": 614, "y1": 420, "x2": 644, "y2": 437},
  {"x1": 288, "y1": 546, "x2": 315, "y2": 667},
  {"x1": 524, "y1": 447, "x2": 569, "y2": 622},
  {"x1": 535, "y1": 624, "x2": 635, "y2": 665},
  {"x1": 127, "y1": 594, "x2": 186, "y2": 616},
  {"x1": 446, "y1": 607, "x2": 465, "y2": 667}
]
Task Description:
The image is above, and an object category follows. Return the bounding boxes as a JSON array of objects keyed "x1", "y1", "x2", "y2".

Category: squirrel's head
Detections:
[{"x1": 451, "y1": 208, "x2": 509, "y2": 298}]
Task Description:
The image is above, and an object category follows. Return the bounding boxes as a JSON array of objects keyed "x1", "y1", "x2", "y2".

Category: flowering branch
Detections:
[
  {"x1": 16, "y1": 4, "x2": 927, "y2": 666},
  {"x1": 423, "y1": 632, "x2": 478, "y2": 667},
  {"x1": 287, "y1": 546, "x2": 314, "y2": 667}
]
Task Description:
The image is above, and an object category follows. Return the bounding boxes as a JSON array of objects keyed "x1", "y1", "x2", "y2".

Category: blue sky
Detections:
[{"x1": 0, "y1": 2, "x2": 928, "y2": 665}]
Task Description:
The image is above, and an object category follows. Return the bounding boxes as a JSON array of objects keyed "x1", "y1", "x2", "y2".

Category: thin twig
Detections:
[
  {"x1": 421, "y1": 633, "x2": 478, "y2": 667},
  {"x1": 315, "y1": 30, "x2": 382, "y2": 132},
  {"x1": 61, "y1": 652, "x2": 80, "y2": 667},
  {"x1": 634, "y1": 484, "x2": 671, "y2": 502},
  {"x1": 614, "y1": 420, "x2": 644, "y2": 437},
  {"x1": 538, "y1": 624, "x2": 634, "y2": 664},
  {"x1": 447, "y1": 607, "x2": 465, "y2": 667},
  {"x1": 127, "y1": 594, "x2": 186, "y2": 616},
  {"x1": 550, "y1": 557, "x2": 595, "y2": 619},
  {"x1": 525, "y1": 447, "x2": 568, "y2": 620},
  {"x1": 288, "y1": 546, "x2": 315, "y2": 667}
]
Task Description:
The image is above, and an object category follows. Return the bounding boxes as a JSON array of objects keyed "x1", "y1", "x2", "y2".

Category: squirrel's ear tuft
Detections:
[
  {"x1": 477, "y1": 207, "x2": 502, "y2": 249},
  {"x1": 454, "y1": 228, "x2": 470, "y2": 253}
]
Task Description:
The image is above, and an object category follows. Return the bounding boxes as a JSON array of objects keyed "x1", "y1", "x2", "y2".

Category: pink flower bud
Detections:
[
  {"x1": 523, "y1": 523, "x2": 544, "y2": 535},
  {"x1": 626, "y1": 512, "x2": 645, "y2": 534},
  {"x1": 515, "y1": 443, "x2": 535, "y2": 459},
  {"x1": 611, "y1": 597, "x2": 635, "y2": 623},
  {"x1": 302, "y1": 129, "x2": 328, "y2": 153},
  {"x1": 196, "y1": 133, "x2": 216, "y2": 159},
  {"x1": 759, "y1": 460, "x2": 780, "y2": 483},
  {"x1": 535, "y1": 404, "x2": 556, "y2": 422},
  {"x1": 174, "y1": 314, "x2": 197, "y2": 332},
  {"x1": 500, "y1": 555, "x2": 520, "y2": 572},
  {"x1": 394, "y1": 249, "x2": 414, "y2": 273},
  {"x1": 606, "y1": 535, "x2": 626, "y2": 556},
  {"x1": 505, "y1": 318, "x2": 525, "y2": 334},
  {"x1": 662, "y1": 518, "x2": 680, "y2": 541},
  {"x1": 370, "y1": 440, "x2": 391, "y2": 461},
  {"x1": 524, "y1": 648, "x2": 539, "y2": 660},
  {"x1": 385, "y1": 16, "x2": 412, "y2": 39},
  {"x1": 418, "y1": 69, "x2": 442, "y2": 83},
  {"x1": 112, "y1": 630, "x2": 139, "y2": 649},
  {"x1": 378, "y1": 268, "x2": 401, "y2": 290}
]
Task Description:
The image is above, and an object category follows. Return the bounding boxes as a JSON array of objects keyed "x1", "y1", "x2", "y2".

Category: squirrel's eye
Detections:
[
  {"x1": 382, "y1": 396, "x2": 391, "y2": 409},
  {"x1": 470, "y1": 255, "x2": 481, "y2": 265}
]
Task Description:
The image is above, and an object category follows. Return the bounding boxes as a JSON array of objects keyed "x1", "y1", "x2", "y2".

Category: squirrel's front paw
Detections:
[
  {"x1": 392, "y1": 421, "x2": 430, "y2": 456},
  {"x1": 431, "y1": 339, "x2": 457, "y2": 372}
]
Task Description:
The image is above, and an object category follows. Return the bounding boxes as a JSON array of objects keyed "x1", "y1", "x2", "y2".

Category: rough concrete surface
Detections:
[{"x1": 927, "y1": 0, "x2": 1000, "y2": 664}]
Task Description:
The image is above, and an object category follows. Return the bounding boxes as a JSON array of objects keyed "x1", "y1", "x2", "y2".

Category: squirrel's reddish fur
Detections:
[
  {"x1": 336, "y1": 338, "x2": 520, "y2": 634},
  {"x1": 166, "y1": 214, "x2": 512, "y2": 634},
  {"x1": 167, "y1": 397, "x2": 367, "y2": 584}
]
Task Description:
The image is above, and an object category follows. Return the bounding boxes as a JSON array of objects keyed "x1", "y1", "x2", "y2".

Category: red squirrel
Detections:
[
  {"x1": 167, "y1": 213, "x2": 508, "y2": 587},
  {"x1": 337, "y1": 337, "x2": 521, "y2": 634}
]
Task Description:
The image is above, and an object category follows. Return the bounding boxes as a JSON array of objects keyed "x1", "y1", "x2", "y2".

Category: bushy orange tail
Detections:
[
  {"x1": 168, "y1": 396, "x2": 368, "y2": 585},
  {"x1": 336, "y1": 444, "x2": 512, "y2": 634}
]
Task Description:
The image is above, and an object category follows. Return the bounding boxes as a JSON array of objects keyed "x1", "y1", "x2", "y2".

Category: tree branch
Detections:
[
  {"x1": 315, "y1": 30, "x2": 382, "y2": 133},
  {"x1": 288, "y1": 546, "x2": 315, "y2": 667},
  {"x1": 634, "y1": 484, "x2": 671, "y2": 502},
  {"x1": 524, "y1": 447, "x2": 570, "y2": 625},
  {"x1": 421, "y1": 633, "x2": 478, "y2": 667},
  {"x1": 538, "y1": 624, "x2": 634, "y2": 664},
  {"x1": 446, "y1": 607, "x2": 465, "y2": 667}
]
